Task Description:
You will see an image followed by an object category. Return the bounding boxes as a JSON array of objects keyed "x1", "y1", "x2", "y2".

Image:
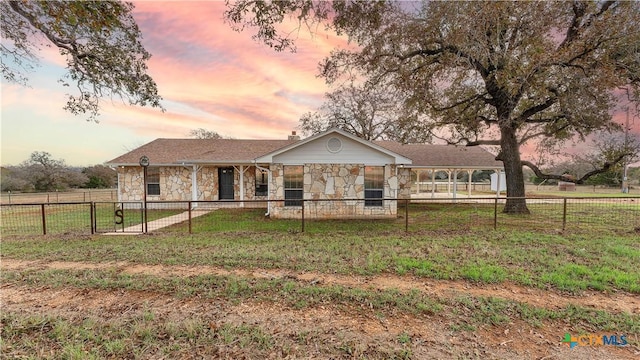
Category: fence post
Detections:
[
  {"x1": 188, "y1": 201, "x2": 192, "y2": 234},
  {"x1": 493, "y1": 198, "x2": 498, "y2": 230},
  {"x1": 562, "y1": 198, "x2": 567, "y2": 231},
  {"x1": 141, "y1": 202, "x2": 145, "y2": 233},
  {"x1": 41, "y1": 204, "x2": 47, "y2": 235},
  {"x1": 405, "y1": 198, "x2": 409, "y2": 233},
  {"x1": 301, "y1": 199, "x2": 305, "y2": 233},
  {"x1": 90, "y1": 202, "x2": 95, "y2": 234},
  {"x1": 121, "y1": 202, "x2": 126, "y2": 232}
]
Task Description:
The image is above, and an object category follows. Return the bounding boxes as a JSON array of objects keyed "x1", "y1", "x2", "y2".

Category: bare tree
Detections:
[
  {"x1": 83, "y1": 165, "x2": 117, "y2": 188},
  {"x1": 188, "y1": 128, "x2": 233, "y2": 139},
  {"x1": 299, "y1": 81, "x2": 430, "y2": 143},
  {"x1": 14, "y1": 151, "x2": 88, "y2": 191}
]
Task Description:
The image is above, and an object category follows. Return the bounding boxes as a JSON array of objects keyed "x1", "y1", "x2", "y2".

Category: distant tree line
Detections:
[{"x1": 1, "y1": 151, "x2": 116, "y2": 192}]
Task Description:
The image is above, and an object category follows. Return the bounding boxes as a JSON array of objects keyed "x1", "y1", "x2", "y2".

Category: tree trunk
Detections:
[{"x1": 499, "y1": 125, "x2": 530, "y2": 214}]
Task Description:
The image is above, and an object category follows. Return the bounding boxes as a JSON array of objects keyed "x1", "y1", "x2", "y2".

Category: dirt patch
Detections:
[
  {"x1": 3, "y1": 258, "x2": 638, "y2": 315},
  {"x1": 2, "y1": 283, "x2": 638, "y2": 359},
  {"x1": 2, "y1": 258, "x2": 639, "y2": 359}
]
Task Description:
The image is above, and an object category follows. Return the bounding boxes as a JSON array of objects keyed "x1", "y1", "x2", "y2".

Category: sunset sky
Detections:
[
  {"x1": 1, "y1": 1, "x2": 345, "y2": 166},
  {"x1": 1, "y1": 1, "x2": 638, "y2": 167}
]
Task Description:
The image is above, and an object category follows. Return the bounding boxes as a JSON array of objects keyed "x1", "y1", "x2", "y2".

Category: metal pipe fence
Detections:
[{"x1": 1, "y1": 197, "x2": 638, "y2": 236}]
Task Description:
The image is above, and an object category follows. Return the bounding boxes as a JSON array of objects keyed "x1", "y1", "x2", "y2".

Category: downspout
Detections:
[
  {"x1": 394, "y1": 165, "x2": 398, "y2": 198},
  {"x1": 254, "y1": 161, "x2": 271, "y2": 216},
  {"x1": 191, "y1": 165, "x2": 200, "y2": 209}
]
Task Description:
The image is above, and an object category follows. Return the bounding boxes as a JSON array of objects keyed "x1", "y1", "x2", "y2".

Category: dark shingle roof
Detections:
[
  {"x1": 105, "y1": 137, "x2": 502, "y2": 169},
  {"x1": 105, "y1": 139, "x2": 296, "y2": 165}
]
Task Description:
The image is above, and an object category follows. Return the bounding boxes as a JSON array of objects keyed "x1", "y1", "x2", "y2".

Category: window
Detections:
[
  {"x1": 284, "y1": 165, "x2": 303, "y2": 206},
  {"x1": 255, "y1": 168, "x2": 268, "y2": 196},
  {"x1": 146, "y1": 167, "x2": 160, "y2": 196},
  {"x1": 364, "y1": 166, "x2": 384, "y2": 206}
]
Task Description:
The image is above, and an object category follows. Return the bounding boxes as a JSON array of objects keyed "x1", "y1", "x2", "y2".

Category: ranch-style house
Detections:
[{"x1": 105, "y1": 128, "x2": 503, "y2": 218}]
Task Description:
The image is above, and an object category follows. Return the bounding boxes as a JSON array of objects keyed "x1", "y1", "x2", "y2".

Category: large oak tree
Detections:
[
  {"x1": 226, "y1": 0, "x2": 640, "y2": 213},
  {"x1": 1, "y1": 0, "x2": 163, "y2": 121}
]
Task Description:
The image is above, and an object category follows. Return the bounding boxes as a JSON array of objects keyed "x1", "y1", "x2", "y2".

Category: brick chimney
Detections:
[{"x1": 288, "y1": 131, "x2": 300, "y2": 141}]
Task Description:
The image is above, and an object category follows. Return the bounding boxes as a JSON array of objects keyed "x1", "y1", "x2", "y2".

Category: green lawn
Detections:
[
  {"x1": 3, "y1": 227, "x2": 638, "y2": 294},
  {"x1": 2, "y1": 213, "x2": 639, "y2": 358}
]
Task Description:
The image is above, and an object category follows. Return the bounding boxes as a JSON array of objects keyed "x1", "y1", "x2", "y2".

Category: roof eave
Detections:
[{"x1": 256, "y1": 128, "x2": 413, "y2": 164}]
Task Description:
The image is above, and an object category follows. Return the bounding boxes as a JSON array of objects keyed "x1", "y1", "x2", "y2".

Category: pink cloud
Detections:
[{"x1": 121, "y1": 1, "x2": 347, "y2": 139}]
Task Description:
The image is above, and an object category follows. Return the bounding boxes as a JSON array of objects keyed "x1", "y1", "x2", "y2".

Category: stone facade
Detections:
[
  {"x1": 197, "y1": 166, "x2": 217, "y2": 200},
  {"x1": 269, "y1": 163, "x2": 407, "y2": 219},
  {"x1": 397, "y1": 167, "x2": 412, "y2": 199},
  {"x1": 158, "y1": 167, "x2": 192, "y2": 201},
  {"x1": 118, "y1": 166, "x2": 266, "y2": 206},
  {"x1": 117, "y1": 166, "x2": 192, "y2": 202},
  {"x1": 117, "y1": 163, "x2": 409, "y2": 216},
  {"x1": 118, "y1": 167, "x2": 145, "y2": 201}
]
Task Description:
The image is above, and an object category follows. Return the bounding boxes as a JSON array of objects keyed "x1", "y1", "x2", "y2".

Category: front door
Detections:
[{"x1": 218, "y1": 167, "x2": 234, "y2": 200}]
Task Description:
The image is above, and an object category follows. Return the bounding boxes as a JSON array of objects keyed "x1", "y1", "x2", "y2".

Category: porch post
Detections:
[
  {"x1": 447, "y1": 170, "x2": 452, "y2": 196},
  {"x1": 453, "y1": 169, "x2": 458, "y2": 200},
  {"x1": 431, "y1": 170, "x2": 436, "y2": 198},
  {"x1": 496, "y1": 169, "x2": 501, "y2": 197},
  {"x1": 468, "y1": 170, "x2": 473, "y2": 197},
  {"x1": 240, "y1": 165, "x2": 245, "y2": 207}
]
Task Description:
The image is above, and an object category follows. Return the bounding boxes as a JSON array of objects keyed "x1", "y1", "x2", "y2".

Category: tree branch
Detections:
[
  {"x1": 517, "y1": 95, "x2": 559, "y2": 123},
  {"x1": 522, "y1": 151, "x2": 628, "y2": 184},
  {"x1": 518, "y1": 122, "x2": 570, "y2": 145}
]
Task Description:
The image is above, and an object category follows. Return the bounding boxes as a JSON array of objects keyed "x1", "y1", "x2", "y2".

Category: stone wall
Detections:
[
  {"x1": 116, "y1": 164, "x2": 403, "y2": 215},
  {"x1": 159, "y1": 167, "x2": 192, "y2": 201},
  {"x1": 197, "y1": 166, "x2": 217, "y2": 201},
  {"x1": 269, "y1": 163, "x2": 400, "y2": 219},
  {"x1": 118, "y1": 165, "x2": 267, "y2": 205},
  {"x1": 117, "y1": 167, "x2": 144, "y2": 201},
  {"x1": 241, "y1": 166, "x2": 269, "y2": 208},
  {"x1": 396, "y1": 167, "x2": 412, "y2": 199}
]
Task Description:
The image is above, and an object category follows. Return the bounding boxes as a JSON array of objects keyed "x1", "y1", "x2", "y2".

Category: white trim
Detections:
[{"x1": 255, "y1": 128, "x2": 412, "y2": 164}]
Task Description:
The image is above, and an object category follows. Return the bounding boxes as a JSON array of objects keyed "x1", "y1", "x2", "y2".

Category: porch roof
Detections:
[{"x1": 374, "y1": 141, "x2": 503, "y2": 169}]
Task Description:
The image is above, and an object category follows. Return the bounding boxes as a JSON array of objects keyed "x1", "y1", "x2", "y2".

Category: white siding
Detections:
[{"x1": 273, "y1": 133, "x2": 395, "y2": 165}]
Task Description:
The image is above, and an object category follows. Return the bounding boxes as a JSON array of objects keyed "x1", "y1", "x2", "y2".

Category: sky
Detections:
[
  {"x1": 1, "y1": 1, "x2": 639, "y2": 167},
  {"x1": 1, "y1": 1, "x2": 346, "y2": 166}
]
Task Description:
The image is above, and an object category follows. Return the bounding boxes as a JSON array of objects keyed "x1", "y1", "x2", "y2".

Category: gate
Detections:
[{"x1": 93, "y1": 202, "x2": 144, "y2": 233}]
